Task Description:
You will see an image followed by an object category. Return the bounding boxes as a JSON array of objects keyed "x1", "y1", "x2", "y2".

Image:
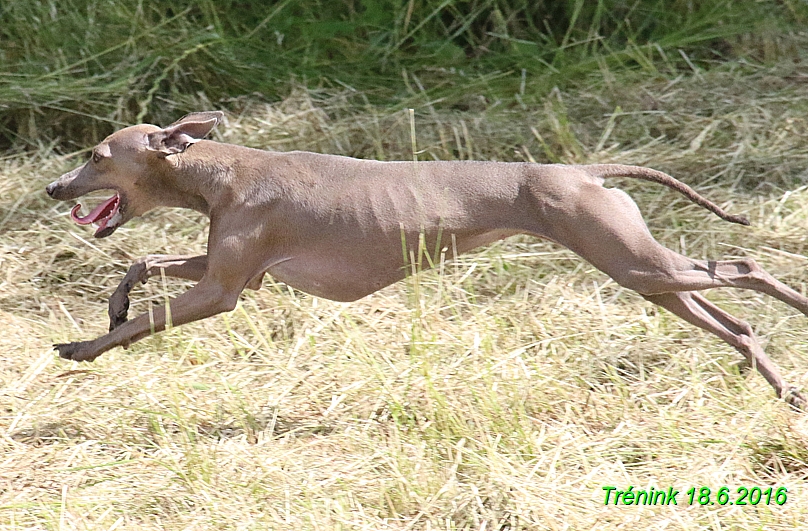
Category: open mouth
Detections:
[{"x1": 70, "y1": 194, "x2": 122, "y2": 238}]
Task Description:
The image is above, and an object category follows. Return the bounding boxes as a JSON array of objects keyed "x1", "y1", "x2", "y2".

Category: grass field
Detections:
[
  {"x1": 4, "y1": 3, "x2": 808, "y2": 530},
  {"x1": 4, "y1": 59, "x2": 808, "y2": 530}
]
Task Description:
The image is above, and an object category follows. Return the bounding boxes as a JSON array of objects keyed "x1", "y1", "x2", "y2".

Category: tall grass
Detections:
[{"x1": 1, "y1": 0, "x2": 803, "y2": 149}]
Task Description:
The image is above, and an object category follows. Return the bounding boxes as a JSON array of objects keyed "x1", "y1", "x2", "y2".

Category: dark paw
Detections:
[
  {"x1": 53, "y1": 341, "x2": 98, "y2": 362},
  {"x1": 108, "y1": 294, "x2": 130, "y2": 331},
  {"x1": 784, "y1": 387, "x2": 807, "y2": 412},
  {"x1": 109, "y1": 311, "x2": 129, "y2": 332}
]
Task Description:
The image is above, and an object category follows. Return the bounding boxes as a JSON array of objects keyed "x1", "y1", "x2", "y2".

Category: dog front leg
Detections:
[
  {"x1": 109, "y1": 254, "x2": 208, "y2": 331},
  {"x1": 56, "y1": 277, "x2": 241, "y2": 362}
]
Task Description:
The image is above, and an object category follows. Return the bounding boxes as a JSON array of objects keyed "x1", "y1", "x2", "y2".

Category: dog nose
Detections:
[{"x1": 46, "y1": 182, "x2": 57, "y2": 197}]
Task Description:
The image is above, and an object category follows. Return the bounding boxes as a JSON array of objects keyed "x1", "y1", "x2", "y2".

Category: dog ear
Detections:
[{"x1": 147, "y1": 111, "x2": 224, "y2": 156}]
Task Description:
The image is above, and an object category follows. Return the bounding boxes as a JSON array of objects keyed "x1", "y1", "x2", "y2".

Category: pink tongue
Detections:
[{"x1": 70, "y1": 195, "x2": 119, "y2": 225}]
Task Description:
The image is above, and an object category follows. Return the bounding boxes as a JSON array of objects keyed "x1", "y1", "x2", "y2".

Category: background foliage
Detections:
[{"x1": 1, "y1": 0, "x2": 805, "y2": 150}]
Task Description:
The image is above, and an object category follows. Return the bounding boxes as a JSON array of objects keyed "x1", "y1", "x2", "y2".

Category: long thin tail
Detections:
[{"x1": 580, "y1": 164, "x2": 750, "y2": 226}]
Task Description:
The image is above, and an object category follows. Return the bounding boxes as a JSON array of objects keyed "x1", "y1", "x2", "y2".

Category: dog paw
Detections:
[
  {"x1": 108, "y1": 294, "x2": 130, "y2": 331},
  {"x1": 53, "y1": 341, "x2": 99, "y2": 362},
  {"x1": 784, "y1": 387, "x2": 807, "y2": 412},
  {"x1": 108, "y1": 311, "x2": 129, "y2": 332}
]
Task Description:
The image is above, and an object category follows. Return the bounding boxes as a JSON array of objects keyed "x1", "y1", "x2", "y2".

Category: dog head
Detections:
[{"x1": 46, "y1": 111, "x2": 223, "y2": 238}]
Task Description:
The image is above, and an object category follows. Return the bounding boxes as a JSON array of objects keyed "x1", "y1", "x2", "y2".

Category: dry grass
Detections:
[{"x1": 3, "y1": 60, "x2": 808, "y2": 530}]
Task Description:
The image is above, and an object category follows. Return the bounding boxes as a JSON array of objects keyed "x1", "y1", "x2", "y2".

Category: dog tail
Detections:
[{"x1": 581, "y1": 164, "x2": 750, "y2": 226}]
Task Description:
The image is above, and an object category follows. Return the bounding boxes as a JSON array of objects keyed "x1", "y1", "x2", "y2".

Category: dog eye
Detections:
[{"x1": 92, "y1": 151, "x2": 102, "y2": 164}]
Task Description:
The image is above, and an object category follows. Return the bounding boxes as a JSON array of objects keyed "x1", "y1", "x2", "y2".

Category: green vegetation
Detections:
[
  {"x1": 1, "y1": 0, "x2": 805, "y2": 149},
  {"x1": 3, "y1": 1, "x2": 808, "y2": 529}
]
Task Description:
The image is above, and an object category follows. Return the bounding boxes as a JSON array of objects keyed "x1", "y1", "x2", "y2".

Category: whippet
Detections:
[{"x1": 45, "y1": 112, "x2": 807, "y2": 409}]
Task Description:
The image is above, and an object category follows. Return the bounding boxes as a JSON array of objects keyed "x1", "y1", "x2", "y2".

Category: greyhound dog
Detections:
[{"x1": 46, "y1": 111, "x2": 807, "y2": 409}]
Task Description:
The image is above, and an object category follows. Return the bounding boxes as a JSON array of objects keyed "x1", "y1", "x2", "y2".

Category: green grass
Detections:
[{"x1": 1, "y1": 0, "x2": 805, "y2": 149}]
